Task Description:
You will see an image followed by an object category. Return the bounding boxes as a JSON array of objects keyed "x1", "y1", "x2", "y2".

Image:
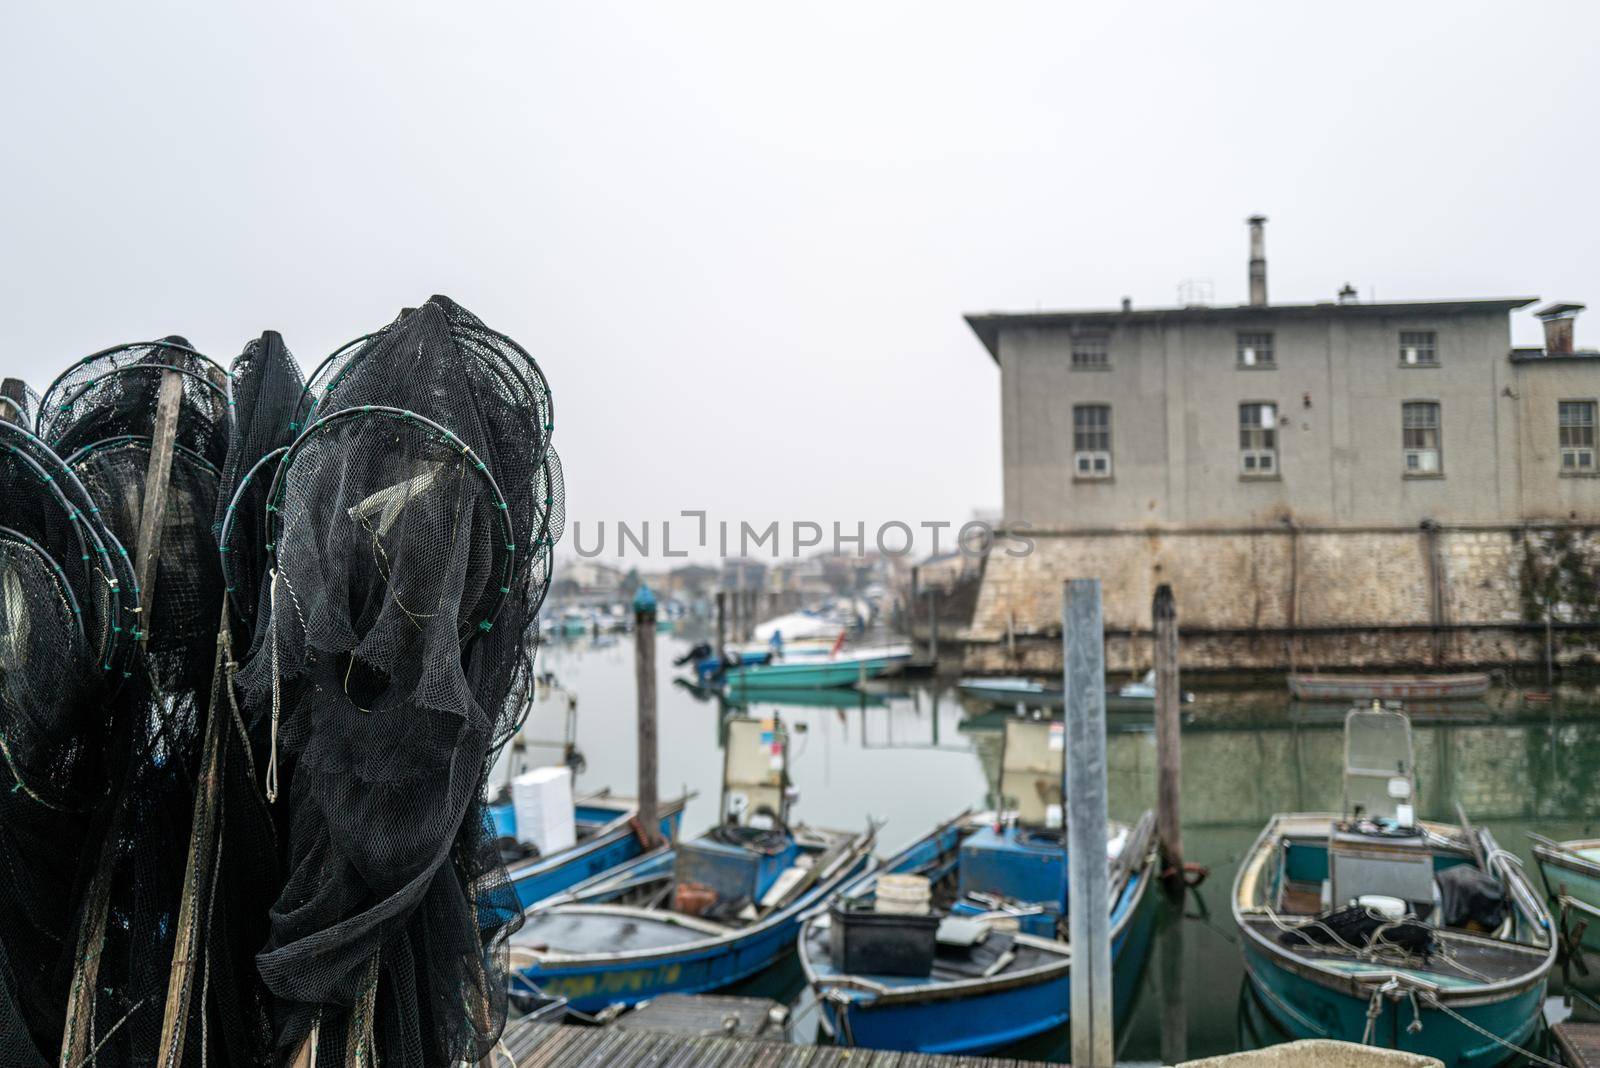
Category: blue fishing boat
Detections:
[
  {"x1": 798, "y1": 715, "x2": 1159, "y2": 1055},
  {"x1": 508, "y1": 717, "x2": 879, "y2": 1013},
  {"x1": 724, "y1": 644, "x2": 913, "y2": 692},
  {"x1": 958, "y1": 669, "x2": 1194, "y2": 713},
  {"x1": 492, "y1": 791, "x2": 689, "y2": 909},
  {"x1": 1233, "y1": 704, "x2": 1554, "y2": 1067}
]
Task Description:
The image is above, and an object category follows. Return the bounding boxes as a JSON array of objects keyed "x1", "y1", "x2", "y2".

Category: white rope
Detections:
[{"x1": 266, "y1": 568, "x2": 281, "y2": 804}]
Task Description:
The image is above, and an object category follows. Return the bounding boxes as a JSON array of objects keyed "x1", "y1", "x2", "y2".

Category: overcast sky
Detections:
[{"x1": 4, "y1": 3, "x2": 1597, "y2": 564}]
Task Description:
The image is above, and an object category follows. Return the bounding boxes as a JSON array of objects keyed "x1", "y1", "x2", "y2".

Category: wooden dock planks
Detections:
[
  {"x1": 1554, "y1": 1020, "x2": 1600, "y2": 1068},
  {"x1": 501, "y1": 1021, "x2": 1048, "y2": 1067}
]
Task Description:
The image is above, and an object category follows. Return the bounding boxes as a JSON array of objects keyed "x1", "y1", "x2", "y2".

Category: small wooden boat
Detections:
[
  {"x1": 724, "y1": 644, "x2": 913, "y2": 692},
  {"x1": 494, "y1": 791, "x2": 689, "y2": 909},
  {"x1": 509, "y1": 717, "x2": 877, "y2": 1013},
  {"x1": 1234, "y1": 705, "x2": 1553, "y2": 1067},
  {"x1": 799, "y1": 810, "x2": 1157, "y2": 1054},
  {"x1": 958, "y1": 669, "x2": 1194, "y2": 712},
  {"x1": 1529, "y1": 834, "x2": 1600, "y2": 956},
  {"x1": 1287, "y1": 673, "x2": 1490, "y2": 702}
]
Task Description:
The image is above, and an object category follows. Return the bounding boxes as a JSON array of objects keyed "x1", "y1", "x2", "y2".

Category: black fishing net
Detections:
[
  {"x1": 37, "y1": 339, "x2": 230, "y2": 470},
  {"x1": 0, "y1": 427, "x2": 132, "y2": 1064},
  {"x1": 218, "y1": 331, "x2": 306, "y2": 642},
  {"x1": 30, "y1": 337, "x2": 231, "y2": 1067},
  {"x1": 236, "y1": 297, "x2": 561, "y2": 1066}
]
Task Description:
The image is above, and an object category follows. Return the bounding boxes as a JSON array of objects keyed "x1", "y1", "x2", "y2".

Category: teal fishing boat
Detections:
[
  {"x1": 1530, "y1": 834, "x2": 1600, "y2": 956},
  {"x1": 724, "y1": 643, "x2": 912, "y2": 692},
  {"x1": 1233, "y1": 704, "x2": 1554, "y2": 1067}
]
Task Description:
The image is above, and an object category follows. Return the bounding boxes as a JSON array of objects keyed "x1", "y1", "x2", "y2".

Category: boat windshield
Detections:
[{"x1": 1342, "y1": 704, "x2": 1416, "y2": 824}]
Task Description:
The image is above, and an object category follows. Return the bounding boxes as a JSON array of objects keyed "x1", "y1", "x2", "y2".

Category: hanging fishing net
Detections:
[
  {"x1": 218, "y1": 331, "x2": 307, "y2": 642},
  {"x1": 236, "y1": 297, "x2": 561, "y2": 1066},
  {"x1": 31, "y1": 337, "x2": 233, "y2": 1067},
  {"x1": 0, "y1": 424, "x2": 136, "y2": 1064},
  {"x1": 37, "y1": 338, "x2": 230, "y2": 470}
]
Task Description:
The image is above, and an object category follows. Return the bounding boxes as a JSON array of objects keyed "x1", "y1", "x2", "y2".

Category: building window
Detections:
[
  {"x1": 1073, "y1": 404, "x2": 1112, "y2": 479},
  {"x1": 1399, "y1": 331, "x2": 1437, "y2": 366},
  {"x1": 1237, "y1": 332, "x2": 1275, "y2": 368},
  {"x1": 1402, "y1": 401, "x2": 1442, "y2": 475},
  {"x1": 1239, "y1": 402, "x2": 1277, "y2": 476},
  {"x1": 1071, "y1": 332, "x2": 1109, "y2": 369},
  {"x1": 1560, "y1": 400, "x2": 1596, "y2": 471}
]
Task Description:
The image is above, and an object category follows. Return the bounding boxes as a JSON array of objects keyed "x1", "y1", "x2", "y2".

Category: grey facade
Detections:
[
  {"x1": 961, "y1": 273, "x2": 1600, "y2": 673},
  {"x1": 967, "y1": 299, "x2": 1600, "y2": 532}
]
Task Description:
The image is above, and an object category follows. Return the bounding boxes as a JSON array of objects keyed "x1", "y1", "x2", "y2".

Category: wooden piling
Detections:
[
  {"x1": 133, "y1": 367, "x2": 185, "y2": 643},
  {"x1": 633, "y1": 586, "x2": 660, "y2": 847},
  {"x1": 1153, "y1": 583, "x2": 1184, "y2": 900},
  {"x1": 716, "y1": 590, "x2": 728, "y2": 661},
  {"x1": 0, "y1": 378, "x2": 27, "y2": 425}
]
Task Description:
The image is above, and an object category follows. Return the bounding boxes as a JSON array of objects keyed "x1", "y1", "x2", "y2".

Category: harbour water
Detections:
[{"x1": 533, "y1": 633, "x2": 1600, "y2": 1063}]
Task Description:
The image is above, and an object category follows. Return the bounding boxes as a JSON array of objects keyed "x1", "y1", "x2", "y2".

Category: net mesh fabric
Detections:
[
  {"x1": 37, "y1": 338, "x2": 230, "y2": 468},
  {"x1": 0, "y1": 301, "x2": 558, "y2": 1066},
  {"x1": 0, "y1": 443, "x2": 110, "y2": 1064},
  {"x1": 235, "y1": 298, "x2": 560, "y2": 1066}
]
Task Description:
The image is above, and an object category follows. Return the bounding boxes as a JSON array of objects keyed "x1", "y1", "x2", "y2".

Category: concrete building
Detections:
[{"x1": 963, "y1": 219, "x2": 1600, "y2": 673}]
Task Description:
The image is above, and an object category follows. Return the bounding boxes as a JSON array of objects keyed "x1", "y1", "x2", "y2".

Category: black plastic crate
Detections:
[{"x1": 829, "y1": 904, "x2": 939, "y2": 978}]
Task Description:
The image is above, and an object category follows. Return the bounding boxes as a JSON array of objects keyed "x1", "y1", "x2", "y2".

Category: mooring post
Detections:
[
  {"x1": 909, "y1": 565, "x2": 921, "y2": 656},
  {"x1": 716, "y1": 590, "x2": 728, "y2": 663},
  {"x1": 133, "y1": 366, "x2": 185, "y2": 644},
  {"x1": 633, "y1": 584, "x2": 660, "y2": 847},
  {"x1": 926, "y1": 587, "x2": 939, "y2": 670},
  {"x1": 1064, "y1": 578, "x2": 1112, "y2": 1068},
  {"x1": 1154, "y1": 583, "x2": 1184, "y2": 899}
]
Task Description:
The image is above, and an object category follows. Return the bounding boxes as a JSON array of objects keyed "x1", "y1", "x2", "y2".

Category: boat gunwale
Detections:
[
  {"x1": 510, "y1": 825, "x2": 878, "y2": 970},
  {"x1": 1231, "y1": 813, "x2": 1556, "y2": 1008},
  {"x1": 1531, "y1": 839, "x2": 1600, "y2": 882},
  {"x1": 499, "y1": 791, "x2": 691, "y2": 884},
  {"x1": 798, "y1": 822, "x2": 1158, "y2": 1008}
]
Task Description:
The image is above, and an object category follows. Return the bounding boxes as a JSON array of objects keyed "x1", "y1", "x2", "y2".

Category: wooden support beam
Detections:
[
  {"x1": 133, "y1": 368, "x2": 185, "y2": 642},
  {"x1": 1153, "y1": 583, "x2": 1185, "y2": 900}
]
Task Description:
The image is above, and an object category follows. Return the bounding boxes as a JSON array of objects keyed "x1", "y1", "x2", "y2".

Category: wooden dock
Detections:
[
  {"x1": 1554, "y1": 1020, "x2": 1600, "y2": 1068},
  {"x1": 500, "y1": 1021, "x2": 1048, "y2": 1066}
]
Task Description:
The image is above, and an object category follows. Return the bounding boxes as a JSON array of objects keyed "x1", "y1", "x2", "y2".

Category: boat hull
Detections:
[
  {"x1": 822, "y1": 872, "x2": 1156, "y2": 1055},
  {"x1": 505, "y1": 802, "x2": 685, "y2": 910},
  {"x1": 1287, "y1": 673, "x2": 1490, "y2": 701},
  {"x1": 1532, "y1": 841, "x2": 1600, "y2": 953},
  {"x1": 516, "y1": 848, "x2": 876, "y2": 1013},
  {"x1": 1241, "y1": 943, "x2": 1544, "y2": 1068}
]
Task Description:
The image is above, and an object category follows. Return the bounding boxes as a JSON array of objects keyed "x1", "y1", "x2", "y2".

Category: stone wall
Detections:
[{"x1": 963, "y1": 524, "x2": 1600, "y2": 674}]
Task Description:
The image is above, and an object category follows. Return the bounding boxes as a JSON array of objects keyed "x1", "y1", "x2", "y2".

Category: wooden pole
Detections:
[
  {"x1": 633, "y1": 585, "x2": 660, "y2": 847},
  {"x1": 1154, "y1": 583, "x2": 1185, "y2": 900},
  {"x1": 715, "y1": 590, "x2": 727, "y2": 662},
  {"x1": 1064, "y1": 579, "x2": 1112, "y2": 1068},
  {"x1": 909, "y1": 566, "x2": 921, "y2": 655},
  {"x1": 926, "y1": 588, "x2": 939, "y2": 670},
  {"x1": 0, "y1": 378, "x2": 27, "y2": 426},
  {"x1": 133, "y1": 368, "x2": 185, "y2": 642}
]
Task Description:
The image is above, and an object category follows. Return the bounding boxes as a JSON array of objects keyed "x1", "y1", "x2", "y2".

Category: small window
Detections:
[
  {"x1": 1071, "y1": 332, "x2": 1109, "y2": 369},
  {"x1": 1237, "y1": 332, "x2": 1275, "y2": 368},
  {"x1": 1560, "y1": 401, "x2": 1596, "y2": 471},
  {"x1": 1402, "y1": 401, "x2": 1441, "y2": 474},
  {"x1": 1239, "y1": 402, "x2": 1278, "y2": 476},
  {"x1": 1073, "y1": 404, "x2": 1112, "y2": 479},
  {"x1": 1400, "y1": 331, "x2": 1437, "y2": 366}
]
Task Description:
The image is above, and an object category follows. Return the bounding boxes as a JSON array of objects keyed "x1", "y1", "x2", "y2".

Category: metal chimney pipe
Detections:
[
  {"x1": 1247, "y1": 215, "x2": 1268, "y2": 306},
  {"x1": 1535, "y1": 303, "x2": 1584, "y2": 355}
]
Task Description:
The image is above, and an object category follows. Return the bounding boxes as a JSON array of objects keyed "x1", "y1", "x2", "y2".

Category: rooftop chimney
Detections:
[
  {"x1": 1121, "y1": 296, "x2": 1132, "y2": 312},
  {"x1": 1247, "y1": 215, "x2": 1268, "y2": 306},
  {"x1": 1535, "y1": 302, "x2": 1584, "y2": 355},
  {"x1": 1338, "y1": 283, "x2": 1357, "y2": 305}
]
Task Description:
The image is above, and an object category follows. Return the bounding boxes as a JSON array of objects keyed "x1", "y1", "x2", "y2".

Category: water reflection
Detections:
[{"x1": 536, "y1": 635, "x2": 1600, "y2": 1062}]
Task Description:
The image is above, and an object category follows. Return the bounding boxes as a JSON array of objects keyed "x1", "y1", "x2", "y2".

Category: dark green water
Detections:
[{"x1": 533, "y1": 634, "x2": 1600, "y2": 1062}]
